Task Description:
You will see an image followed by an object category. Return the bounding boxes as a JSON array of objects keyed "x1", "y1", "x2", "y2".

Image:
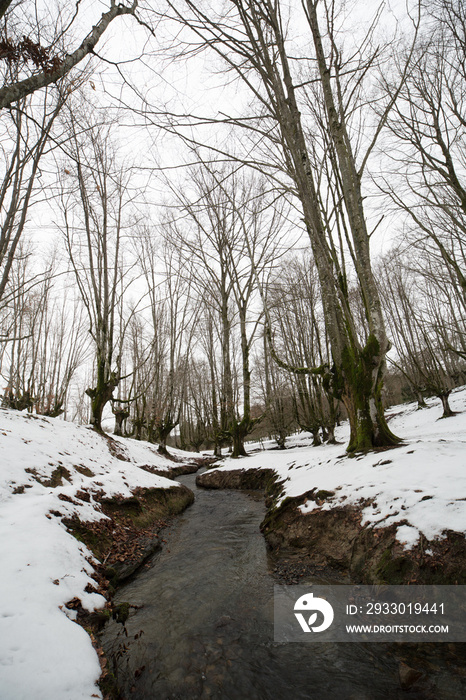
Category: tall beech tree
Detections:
[
  {"x1": 59, "y1": 115, "x2": 135, "y2": 430},
  {"x1": 160, "y1": 0, "x2": 416, "y2": 450}
]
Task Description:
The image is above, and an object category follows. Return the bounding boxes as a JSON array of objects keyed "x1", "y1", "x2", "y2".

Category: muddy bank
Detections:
[
  {"x1": 197, "y1": 467, "x2": 466, "y2": 585},
  {"x1": 196, "y1": 466, "x2": 278, "y2": 491},
  {"x1": 64, "y1": 482, "x2": 195, "y2": 590},
  {"x1": 63, "y1": 474, "x2": 196, "y2": 698}
]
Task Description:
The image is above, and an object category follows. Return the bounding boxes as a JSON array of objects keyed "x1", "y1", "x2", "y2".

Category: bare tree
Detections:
[
  {"x1": 126, "y1": 231, "x2": 196, "y2": 452},
  {"x1": 177, "y1": 356, "x2": 213, "y2": 451},
  {"x1": 266, "y1": 252, "x2": 339, "y2": 444},
  {"x1": 255, "y1": 330, "x2": 296, "y2": 449},
  {"x1": 378, "y1": 250, "x2": 465, "y2": 417},
  {"x1": 380, "y1": 0, "x2": 466, "y2": 309},
  {"x1": 0, "y1": 0, "x2": 158, "y2": 322},
  {"x1": 166, "y1": 162, "x2": 288, "y2": 456},
  {"x1": 59, "y1": 112, "x2": 138, "y2": 430},
  {"x1": 0, "y1": 88, "x2": 66, "y2": 308},
  {"x1": 155, "y1": 0, "x2": 420, "y2": 451},
  {"x1": 0, "y1": 244, "x2": 88, "y2": 415}
]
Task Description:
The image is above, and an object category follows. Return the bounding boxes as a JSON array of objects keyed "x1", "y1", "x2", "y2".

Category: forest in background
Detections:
[{"x1": 0, "y1": 0, "x2": 465, "y2": 456}]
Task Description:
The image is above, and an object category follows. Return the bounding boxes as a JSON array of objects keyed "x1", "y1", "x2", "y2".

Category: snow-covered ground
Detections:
[
  {"x1": 1, "y1": 391, "x2": 465, "y2": 700},
  {"x1": 0, "y1": 410, "x2": 195, "y2": 700},
  {"x1": 221, "y1": 387, "x2": 466, "y2": 549}
]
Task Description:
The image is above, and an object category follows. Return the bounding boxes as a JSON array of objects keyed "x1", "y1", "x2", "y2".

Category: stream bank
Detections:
[
  {"x1": 66, "y1": 461, "x2": 203, "y2": 697},
  {"x1": 197, "y1": 467, "x2": 466, "y2": 585},
  {"x1": 99, "y1": 470, "x2": 466, "y2": 700}
]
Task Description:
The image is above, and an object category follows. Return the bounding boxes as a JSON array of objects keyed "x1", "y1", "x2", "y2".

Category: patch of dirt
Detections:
[
  {"x1": 25, "y1": 465, "x2": 72, "y2": 487},
  {"x1": 74, "y1": 465, "x2": 95, "y2": 477},
  {"x1": 104, "y1": 435, "x2": 131, "y2": 462}
]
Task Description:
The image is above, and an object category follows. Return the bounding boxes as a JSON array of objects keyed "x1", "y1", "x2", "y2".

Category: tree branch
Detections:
[{"x1": 0, "y1": 1, "x2": 138, "y2": 110}]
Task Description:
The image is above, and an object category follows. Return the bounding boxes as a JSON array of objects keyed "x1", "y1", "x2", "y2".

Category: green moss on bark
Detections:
[{"x1": 338, "y1": 335, "x2": 401, "y2": 453}]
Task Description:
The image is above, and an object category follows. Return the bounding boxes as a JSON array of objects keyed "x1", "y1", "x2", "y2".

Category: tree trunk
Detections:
[
  {"x1": 113, "y1": 407, "x2": 129, "y2": 436},
  {"x1": 220, "y1": 290, "x2": 234, "y2": 439},
  {"x1": 439, "y1": 392, "x2": 455, "y2": 418},
  {"x1": 325, "y1": 424, "x2": 336, "y2": 444},
  {"x1": 207, "y1": 316, "x2": 221, "y2": 457},
  {"x1": 338, "y1": 337, "x2": 400, "y2": 452},
  {"x1": 157, "y1": 442, "x2": 170, "y2": 456},
  {"x1": 417, "y1": 392, "x2": 428, "y2": 409},
  {"x1": 86, "y1": 359, "x2": 118, "y2": 432},
  {"x1": 230, "y1": 419, "x2": 249, "y2": 458},
  {"x1": 155, "y1": 414, "x2": 179, "y2": 455}
]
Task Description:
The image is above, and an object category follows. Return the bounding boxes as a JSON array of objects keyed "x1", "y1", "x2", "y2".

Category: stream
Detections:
[{"x1": 100, "y1": 471, "x2": 465, "y2": 699}]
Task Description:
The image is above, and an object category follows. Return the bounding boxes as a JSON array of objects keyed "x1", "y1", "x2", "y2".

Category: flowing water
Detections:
[{"x1": 100, "y1": 472, "x2": 465, "y2": 699}]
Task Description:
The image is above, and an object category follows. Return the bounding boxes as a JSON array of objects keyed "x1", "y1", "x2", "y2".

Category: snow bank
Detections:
[
  {"x1": 219, "y1": 388, "x2": 466, "y2": 548},
  {"x1": 0, "y1": 410, "x2": 184, "y2": 700}
]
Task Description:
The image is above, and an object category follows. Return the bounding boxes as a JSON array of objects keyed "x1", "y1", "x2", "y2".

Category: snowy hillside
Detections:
[{"x1": 0, "y1": 410, "x2": 193, "y2": 700}]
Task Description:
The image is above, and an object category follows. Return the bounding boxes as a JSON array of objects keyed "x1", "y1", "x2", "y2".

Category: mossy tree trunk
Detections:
[
  {"x1": 337, "y1": 337, "x2": 400, "y2": 453},
  {"x1": 155, "y1": 411, "x2": 180, "y2": 455},
  {"x1": 272, "y1": 0, "x2": 400, "y2": 452},
  {"x1": 304, "y1": 1, "x2": 400, "y2": 452}
]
